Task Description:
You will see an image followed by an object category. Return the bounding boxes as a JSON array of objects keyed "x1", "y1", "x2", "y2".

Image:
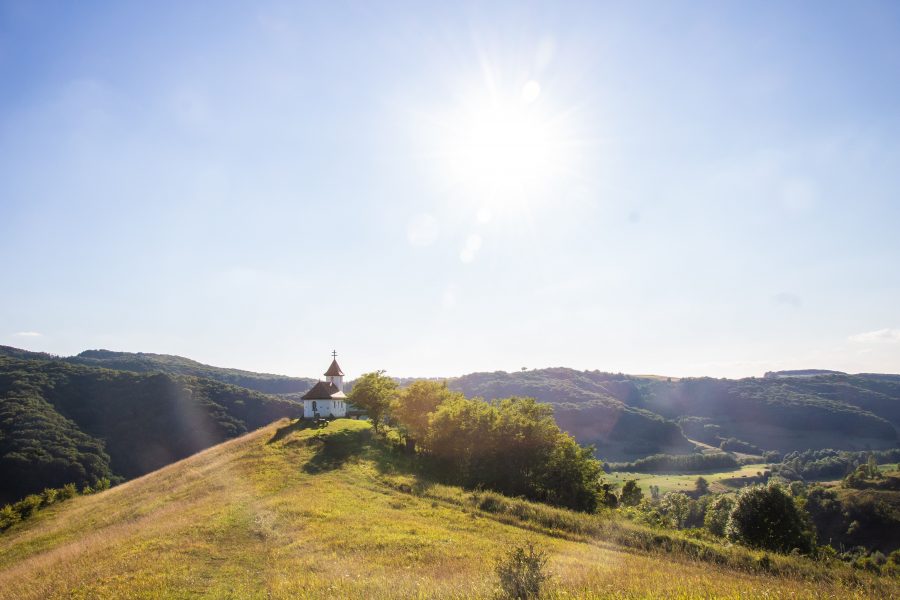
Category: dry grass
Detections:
[{"x1": 0, "y1": 419, "x2": 895, "y2": 599}]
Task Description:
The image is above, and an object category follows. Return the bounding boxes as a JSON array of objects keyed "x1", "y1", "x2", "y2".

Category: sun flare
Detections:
[{"x1": 426, "y1": 78, "x2": 578, "y2": 210}]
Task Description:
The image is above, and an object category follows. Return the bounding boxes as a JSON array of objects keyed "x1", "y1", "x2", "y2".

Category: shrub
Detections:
[
  {"x1": 704, "y1": 495, "x2": 734, "y2": 536},
  {"x1": 496, "y1": 542, "x2": 549, "y2": 600},
  {"x1": 1, "y1": 481, "x2": 90, "y2": 534},
  {"x1": 659, "y1": 492, "x2": 692, "y2": 528},
  {"x1": 59, "y1": 483, "x2": 78, "y2": 500},
  {"x1": 0, "y1": 504, "x2": 20, "y2": 531},
  {"x1": 41, "y1": 488, "x2": 59, "y2": 506},
  {"x1": 15, "y1": 494, "x2": 43, "y2": 519},
  {"x1": 619, "y1": 480, "x2": 643, "y2": 507},
  {"x1": 889, "y1": 549, "x2": 900, "y2": 566},
  {"x1": 726, "y1": 484, "x2": 816, "y2": 554},
  {"x1": 694, "y1": 476, "x2": 710, "y2": 496}
]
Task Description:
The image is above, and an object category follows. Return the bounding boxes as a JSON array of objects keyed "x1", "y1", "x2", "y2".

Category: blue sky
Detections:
[{"x1": 2, "y1": 1, "x2": 899, "y2": 379}]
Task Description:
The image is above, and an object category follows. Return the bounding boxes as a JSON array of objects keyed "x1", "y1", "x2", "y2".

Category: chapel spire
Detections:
[{"x1": 324, "y1": 351, "x2": 344, "y2": 391}]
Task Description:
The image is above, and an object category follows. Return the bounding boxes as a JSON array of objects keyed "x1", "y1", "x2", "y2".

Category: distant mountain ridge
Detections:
[
  {"x1": 0, "y1": 345, "x2": 317, "y2": 394},
  {"x1": 764, "y1": 369, "x2": 847, "y2": 378}
]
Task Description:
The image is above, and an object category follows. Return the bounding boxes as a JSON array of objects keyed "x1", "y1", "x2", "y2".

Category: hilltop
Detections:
[{"x1": 1, "y1": 418, "x2": 896, "y2": 599}]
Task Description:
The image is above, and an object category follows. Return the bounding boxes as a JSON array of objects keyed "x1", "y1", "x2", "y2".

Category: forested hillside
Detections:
[
  {"x1": 0, "y1": 356, "x2": 303, "y2": 503},
  {"x1": 450, "y1": 369, "x2": 693, "y2": 459},
  {"x1": 0, "y1": 346, "x2": 317, "y2": 395},
  {"x1": 69, "y1": 349, "x2": 318, "y2": 394},
  {"x1": 451, "y1": 369, "x2": 899, "y2": 459}
]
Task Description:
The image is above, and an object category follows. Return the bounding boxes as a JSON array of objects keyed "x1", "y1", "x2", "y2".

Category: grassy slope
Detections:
[{"x1": 0, "y1": 420, "x2": 895, "y2": 599}]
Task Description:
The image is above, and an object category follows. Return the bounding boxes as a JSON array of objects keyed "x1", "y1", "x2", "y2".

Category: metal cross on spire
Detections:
[{"x1": 332, "y1": 349, "x2": 337, "y2": 359}]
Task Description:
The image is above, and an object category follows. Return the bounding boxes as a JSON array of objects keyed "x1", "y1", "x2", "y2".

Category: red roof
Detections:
[
  {"x1": 301, "y1": 381, "x2": 346, "y2": 400},
  {"x1": 324, "y1": 359, "x2": 344, "y2": 377}
]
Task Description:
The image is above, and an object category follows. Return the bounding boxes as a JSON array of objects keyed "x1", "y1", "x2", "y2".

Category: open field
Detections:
[
  {"x1": 0, "y1": 419, "x2": 895, "y2": 599},
  {"x1": 607, "y1": 463, "x2": 770, "y2": 495}
]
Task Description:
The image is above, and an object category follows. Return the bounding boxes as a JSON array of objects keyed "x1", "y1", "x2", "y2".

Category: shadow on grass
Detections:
[
  {"x1": 267, "y1": 419, "x2": 316, "y2": 445},
  {"x1": 269, "y1": 418, "x2": 433, "y2": 482},
  {"x1": 302, "y1": 426, "x2": 375, "y2": 474}
]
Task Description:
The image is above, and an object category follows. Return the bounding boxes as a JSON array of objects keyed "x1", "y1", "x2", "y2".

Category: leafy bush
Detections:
[
  {"x1": 15, "y1": 494, "x2": 43, "y2": 519},
  {"x1": 0, "y1": 504, "x2": 20, "y2": 530},
  {"x1": 0, "y1": 480, "x2": 109, "y2": 533},
  {"x1": 619, "y1": 480, "x2": 643, "y2": 506},
  {"x1": 659, "y1": 492, "x2": 692, "y2": 528},
  {"x1": 40, "y1": 488, "x2": 59, "y2": 506},
  {"x1": 495, "y1": 542, "x2": 549, "y2": 600},
  {"x1": 726, "y1": 484, "x2": 816, "y2": 554},
  {"x1": 694, "y1": 476, "x2": 710, "y2": 496},
  {"x1": 704, "y1": 495, "x2": 734, "y2": 536}
]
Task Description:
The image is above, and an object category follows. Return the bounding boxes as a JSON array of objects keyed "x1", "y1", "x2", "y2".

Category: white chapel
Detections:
[{"x1": 301, "y1": 352, "x2": 348, "y2": 419}]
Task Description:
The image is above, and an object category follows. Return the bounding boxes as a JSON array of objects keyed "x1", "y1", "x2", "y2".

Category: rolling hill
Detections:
[
  {"x1": 0, "y1": 346, "x2": 317, "y2": 395},
  {"x1": 0, "y1": 418, "x2": 895, "y2": 599},
  {"x1": 0, "y1": 356, "x2": 304, "y2": 503},
  {"x1": 451, "y1": 369, "x2": 900, "y2": 459}
]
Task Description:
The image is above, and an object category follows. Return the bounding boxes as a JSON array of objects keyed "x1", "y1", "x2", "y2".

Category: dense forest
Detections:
[{"x1": 0, "y1": 356, "x2": 303, "y2": 503}]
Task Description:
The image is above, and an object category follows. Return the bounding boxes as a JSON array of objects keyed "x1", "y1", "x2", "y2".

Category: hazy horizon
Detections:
[
  {"x1": 3, "y1": 2, "x2": 900, "y2": 379},
  {"x1": 2, "y1": 341, "x2": 896, "y2": 383}
]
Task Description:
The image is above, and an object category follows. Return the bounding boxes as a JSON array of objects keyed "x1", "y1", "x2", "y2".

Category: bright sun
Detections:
[{"x1": 429, "y1": 79, "x2": 574, "y2": 209}]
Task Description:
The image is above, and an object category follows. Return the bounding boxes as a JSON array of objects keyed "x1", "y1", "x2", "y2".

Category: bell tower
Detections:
[{"x1": 324, "y1": 350, "x2": 344, "y2": 391}]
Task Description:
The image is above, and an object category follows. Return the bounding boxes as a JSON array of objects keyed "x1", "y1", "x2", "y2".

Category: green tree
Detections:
[
  {"x1": 539, "y1": 433, "x2": 604, "y2": 512},
  {"x1": 424, "y1": 395, "x2": 603, "y2": 512},
  {"x1": 347, "y1": 371, "x2": 397, "y2": 433},
  {"x1": 392, "y1": 381, "x2": 461, "y2": 450},
  {"x1": 660, "y1": 491, "x2": 691, "y2": 528},
  {"x1": 704, "y1": 495, "x2": 734, "y2": 536},
  {"x1": 425, "y1": 395, "x2": 497, "y2": 484},
  {"x1": 866, "y1": 454, "x2": 881, "y2": 479},
  {"x1": 619, "y1": 480, "x2": 644, "y2": 507},
  {"x1": 598, "y1": 481, "x2": 618, "y2": 508},
  {"x1": 694, "y1": 476, "x2": 710, "y2": 496},
  {"x1": 726, "y1": 484, "x2": 816, "y2": 554}
]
